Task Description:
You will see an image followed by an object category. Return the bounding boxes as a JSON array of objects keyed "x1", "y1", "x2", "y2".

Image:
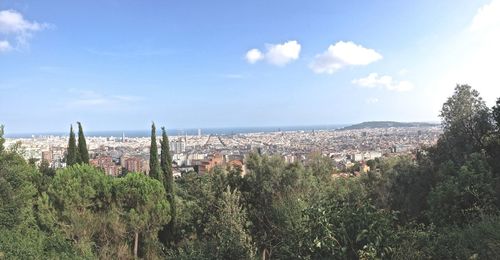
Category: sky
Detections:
[{"x1": 1, "y1": 0, "x2": 499, "y2": 133}]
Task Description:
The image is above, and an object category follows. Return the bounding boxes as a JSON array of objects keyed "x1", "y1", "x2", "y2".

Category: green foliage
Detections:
[
  {"x1": 0, "y1": 124, "x2": 5, "y2": 154},
  {"x1": 242, "y1": 153, "x2": 314, "y2": 259},
  {"x1": 48, "y1": 164, "x2": 113, "y2": 256},
  {"x1": 392, "y1": 224, "x2": 436, "y2": 259},
  {"x1": 160, "y1": 126, "x2": 176, "y2": 246},
  {"x1": 492, "y1": 98, "x2": 500, "y2": 130},
  {"x1": 0, "y1": 151, "x2": 38, "y2": 229},
  {"x1": 204, "y1": 187, "x2": 255, "y2": 259},
  {"x1": 427, "y1": 153, "x2": 497, "y2": 226},
  {"x1": 306, "y1": 153, "x2": 334, "y2": 181},
  {"x1": 66, "y1": 125, "x2": 78, "y2": 166},
  {"x1": 33, "y1": 159, "x2": 56, "y2": 194},
  {"x1": 175, "y1": 171, "x2": 217, "y2": 240},
  {"x1": 149, "y1": 122, "x2": 161, "y2": 181},
  {"x1": 302, "y1": 178, "x2": 397, "y2": 259},
  {"x1": 362, "y1": 156, "x2": 435, "y2": 223},
  {"x1": 115, "y1": 172, "x2": 171, "y2": 258},
  {"x1": 434, "y1": 84, "x2": 492, "y2": 165},
  {"x1": 431, "y1": 215, "x2": 500, "y2": 259},
  {"x1": 0, "y1": 149, "x2": 82, "y2": 259},
  {"x1": 76, "y1": 122, "x2": 89, "y2": 164},
  {"x1": 46, "y1": 165, "x2": 169, "y2": 258}
]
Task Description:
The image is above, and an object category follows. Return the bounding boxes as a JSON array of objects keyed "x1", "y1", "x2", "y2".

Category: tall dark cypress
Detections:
[
  {"x1": 66, "y1": 125, "x2": 78, "y2": 166},
  {"x1": 149, "y1": 122, "x2": 161, "y2": 181},
  {"x1": 77, "y1": 122, "x2": 89, "y2": 164},
  {"x1": 0, "y1": 125, "x2": 5, "y2": 154},
  {"x1": 159, "y1": 127, "x2": 176, "y2": 245}
]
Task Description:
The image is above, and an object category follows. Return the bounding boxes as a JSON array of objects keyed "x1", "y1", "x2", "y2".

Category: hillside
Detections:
[{"x1": 341, "y1": 121, "x2": 439, "y2": 130}]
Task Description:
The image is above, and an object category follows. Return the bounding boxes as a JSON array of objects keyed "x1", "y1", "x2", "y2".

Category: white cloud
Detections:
[
  {"x1": 310, "y1": 41, "x2": 382, "y2": 74},
  {"x1": 265, "y1": 40, "x2": 301, "y2": 66},
  {"x1": 245, "y1": 48, "x2": 264, "y2": 64},
  {"x1": 352, "y1": 73, "x2": 414, "y2": 92},
  {"x1": 469, "y1": 0, "x2": 500, "y2": 32},
  {"x1": 0, "y1": 10, "x2": 44, "y2": 34},
  {"x1": 0, "y1": 40, "x2": 11, "y2": 52},
  {"x1": 0, "y1": 9, "x2": 48, "y2": 52},
  {"x1": 245, "y1": 40, "x2": 301, "y2": 66}
]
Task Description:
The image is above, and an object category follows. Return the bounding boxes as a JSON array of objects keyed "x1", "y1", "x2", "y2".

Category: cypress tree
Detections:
[
  {"x1": 66, "y1": 125, "x2": 78, "y2": 166},
  {"x1": 149, "y1": 122, "x2": 161, "y2": 181},
  {"x1": 77, "y1": 122, "x2": 89, "y2": 164},
  {"x1": 0, "y1": 125, "x2": 5, "y2": 154},
  {"x1": 159, "y1": 127, "x2": 176, "y2": 245}
]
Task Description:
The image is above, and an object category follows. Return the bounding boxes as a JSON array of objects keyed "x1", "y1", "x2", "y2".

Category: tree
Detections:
[
  {"x1": 302, "y1": 178, "x2": 397, "y2": 259},
  {"x1": 66, "y1": 125, "x2": 78, "y2": 166},
  {"x1": 48, "y1": 164, "x2": 113, "y2": 256},
  {"x1": 427, "y1": 153, "x2": 497, "y2": 227},
  {"x1": 0, "y1": 125, "x2": 5, "y2": 154},
  {"x1": 76, "y1": 122, "x2": 89, "y2": 164},
  {"x1": 0, "y1": 151, "x2": 38, "y2": 229},
  {"x1": 204, "y1": 187, "x2": 255, "y2": 259},
  {"x1": 435, "y1": 84, "x2": 492, "y2": 165},
  {"x1": 387, "y1": 158, "x2": 435, "y2": 223},
  {"x1": 34, "y1": 159, "x2": 56, "y2": 194},
  {"x1": 0, "y1": 147, "x2": 81, "y2": 259},
  {"x1": 160, "y1": 127, "x2": 176, "y2": 246},
  {"x1": 492, "y1": 98, "x2": 500, "y2": 130},
  {"x1": 114, "y1": 172, "x2": 170, "y2": 258},
  {"x1": 172, "y1": 171, "x2": 218, "y2": 248},
  {"x1": 488, "y1": 98, "x2": 500, "y2": 204},
  {"x1": 149, "y1": 122, "x2": 161, "y2": 181},
  {"x1": 429, "y1": 215, "x2": 500, "y2": 259},
  {"x1": 243, "y1": 153, "x2": 313, "y2": 259}
]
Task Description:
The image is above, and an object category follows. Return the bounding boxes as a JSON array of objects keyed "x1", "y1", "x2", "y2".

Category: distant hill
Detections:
[{"x1": 341, "y1": 121, "x2": 439, "y2": 130}]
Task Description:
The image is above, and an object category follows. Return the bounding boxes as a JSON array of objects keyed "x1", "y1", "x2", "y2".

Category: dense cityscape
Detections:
[{"x1": 5, "y1": 125, "x2": 441, "y2": 177}]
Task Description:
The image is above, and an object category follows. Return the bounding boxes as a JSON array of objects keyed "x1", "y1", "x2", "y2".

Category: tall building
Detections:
[
  {"x1": 124, "y1": 157, "x2": 149, "y2": 173},
  {"x1": 170, "y1": 138, "x2": 186, "y2": 153},
  {"x1": 90, "y1": 156, "x2": 121, "y2": 176}
]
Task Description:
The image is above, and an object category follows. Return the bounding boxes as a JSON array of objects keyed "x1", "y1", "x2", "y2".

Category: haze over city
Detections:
[{"x1": 1, "y1": 0, "x2": 499, "y2": 133}]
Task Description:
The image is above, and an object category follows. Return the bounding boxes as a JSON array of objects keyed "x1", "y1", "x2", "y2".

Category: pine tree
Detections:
[
  {"x1": 159, "y1": 127, "x2": 176, "y2": 245},
  {"x1": 149, "y1": 122, "x2": 161, "y2": 181},
  {"x1": 66, "y1": 125, "x2": 78, "y2": 166},
  {"x1": 77, "y1": 122, "x2": 89, "y2": 164}
]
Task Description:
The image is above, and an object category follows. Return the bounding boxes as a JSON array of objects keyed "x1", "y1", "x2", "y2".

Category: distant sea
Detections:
[{"x1": 5, "y1": 125, "x2": 348, "y2": 138}]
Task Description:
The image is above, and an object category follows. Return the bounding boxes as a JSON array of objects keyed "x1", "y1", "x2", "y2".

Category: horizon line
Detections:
[{"x1": 4, "y1": 121, "x2": 441, "y2": 137}]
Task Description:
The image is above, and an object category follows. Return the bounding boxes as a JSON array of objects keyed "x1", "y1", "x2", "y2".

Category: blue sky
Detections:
[{"x1": 1, "y1": 0, "x2": 499, "y2": 133}]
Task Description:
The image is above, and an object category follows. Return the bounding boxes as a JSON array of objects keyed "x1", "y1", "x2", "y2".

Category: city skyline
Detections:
[{"x1": 1, "y1": 0, "x2": 499, "y2": 133}]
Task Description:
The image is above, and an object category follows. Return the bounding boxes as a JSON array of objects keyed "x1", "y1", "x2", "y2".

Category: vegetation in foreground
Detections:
[{"x1": 1, "y1": 84, "x2": 500, "y2": 259}]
